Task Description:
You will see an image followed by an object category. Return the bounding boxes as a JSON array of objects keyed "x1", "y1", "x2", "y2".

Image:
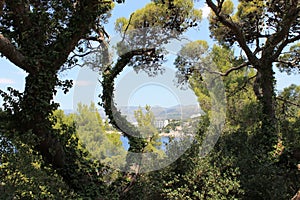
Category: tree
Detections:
[
  {"x1": 0, "y1": 0, "x2": 202, "y2": 197},
  {"x1": 0, "y1": 108, "x2": 85, "y2": 199},
  {"x1": 117, "y1": 106, "x2": 166, "y2": 199},
  {"x1": 134, "y1": 106, "x2": 160, "y2": 146},
  {"x1": 134, "y1": 106, "x2": 164, "y2": 161},
  {"x1": 0, "y1": 0, "x2": 121, "y2": 198},
  {"x1": 100, "y1": 0, "x2": 202, "y2": 172},
  {"x1": 173, "y1": 35, "x2": 300, "y2": 198},
  {"x1": 2, "y1": 0, "x2": 298, "y2": 198},
  {"x1": 75, "y1": 103, "x2": 126, "y2": 170},
  {"x1": 173, "y1": 36, "x2": 298, "y2": 198},
  {"x1": 168, "y1": 41, "x2": 253, "y2": 199},
  {"x1": 277, "y1": 84, "x2": 300, "y2": 166},
  {"x1": 205, "y1": 0, "x2": 300, "y2": 146}
]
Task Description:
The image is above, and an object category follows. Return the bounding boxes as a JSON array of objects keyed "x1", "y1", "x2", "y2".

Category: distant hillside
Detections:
[
  {"x1": 64, "y1": 104, "x2": 203, "y2": 122},
  {"x1": 110, "y1": 104, "x2": 202, "y2": 122}
]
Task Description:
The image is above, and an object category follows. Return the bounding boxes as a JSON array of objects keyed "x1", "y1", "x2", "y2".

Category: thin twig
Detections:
[
  {"x1": 276, "y1": 97, "x2": 300, "y2": 107},
  {"x1": 121, "y1": 12, "x2": 135, "y2": 43},
  {"x1": 227, "y1": 74, "x2": 257, "y2": 97},
  {"x1": 209, "y1": 62, "x2": 250, "y2": 76}
]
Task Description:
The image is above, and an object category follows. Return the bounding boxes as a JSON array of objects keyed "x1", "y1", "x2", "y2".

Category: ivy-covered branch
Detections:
[{"x1": 101, "y1": 48, "x2": 155, "y2": 153}]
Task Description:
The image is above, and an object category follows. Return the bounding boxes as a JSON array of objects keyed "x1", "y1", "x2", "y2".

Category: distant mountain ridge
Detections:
[
  {"x1": 117, "y1": 104, "x2": 202, "y2": 122},
  {"x1": 64, "y1": 104, "x2": 203, "y2": 122}
]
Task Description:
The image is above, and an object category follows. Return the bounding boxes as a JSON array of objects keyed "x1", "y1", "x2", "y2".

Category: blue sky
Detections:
[{"x1": 0, "y1": 0, "x2": 300, "y2": 110}]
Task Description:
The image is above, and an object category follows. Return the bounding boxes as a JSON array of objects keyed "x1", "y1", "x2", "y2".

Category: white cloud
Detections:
[
  {"x1": 74, "y1": 80, "x2": 94, "y2": 86},
  {"x1": 0, "y1": 78, "x2": 15, "y2": 84},
  {"x1": 200, "y1": 4, "x2": 211, "y2": 19}
]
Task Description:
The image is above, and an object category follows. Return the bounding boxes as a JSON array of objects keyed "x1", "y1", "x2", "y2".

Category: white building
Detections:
[{"x1": 154, "y1": 120, "x2": 169, "y2": 129}]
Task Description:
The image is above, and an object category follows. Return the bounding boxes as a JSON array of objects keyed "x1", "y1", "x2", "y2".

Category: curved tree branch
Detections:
[
  {"x1": 208, "y1": 62, "x2": 250, "y2": 76},
  {"x1": 101, "y1": 48, "x2": 155, "y2": 138},
  {"x1": 0, "y1": 34, "x2": 34, "y2": 73},
  {"x1": 101, "y1": 48, "x2": 156, "y2": 175}
]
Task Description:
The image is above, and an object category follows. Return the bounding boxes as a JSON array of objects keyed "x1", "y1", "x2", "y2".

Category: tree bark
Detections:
[
  {"x1": 256, "y1": 62, "x2": 277, "y2": 147},
  {"x1": 19, "y1": 69, "x2": 64, "y2": 167},
  {"x1": 101, "y1": 49, "x2": 156, "y2": 172},
  {"x1": 0, "y1": 0, "x2": 118, "y2": 198},
  {"x1": 0, "y1": 34, "x2": 34, "y2": 73},
  {"x1": 16, "y1": 68, "x2": 108, "y2": 198}
]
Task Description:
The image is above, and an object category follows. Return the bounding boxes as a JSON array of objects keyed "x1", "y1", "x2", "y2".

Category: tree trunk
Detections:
[
  {"x1": 16, "y1": 69, "x2": 108, "y2": 198},
  {"x1": 19, "y1": 69, "x2": 65, "y2": 167},
  {"x1": 257, "y1": 63, "x2": 277, "y2": 147}
]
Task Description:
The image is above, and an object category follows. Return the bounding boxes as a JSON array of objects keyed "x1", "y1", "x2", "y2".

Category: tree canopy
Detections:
[
  {"x1": 0, "y1": 0, "x2": 300, "y2": 199},
  {"x1": 206, "y1": 0, "x2": 300, "y2": 139}
]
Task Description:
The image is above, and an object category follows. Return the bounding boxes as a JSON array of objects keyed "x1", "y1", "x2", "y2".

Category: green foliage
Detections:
[
  {"x1": 208, "y1": 0, "x2": 299, "y2": 47},
  {"x1": 114, "y1": 0, "x2": 202, "y2": 76},
  {"x1": 208, "y1": 0, "x2": 235, "y2": 45},
  {"x1": 162, "y1": 153, "x2": 243, "y2": 199},
  {"x1": 115, "y1": 0, "x2": 201, "y2": 34},
  {"x1": 206, "y1": 0, "x2": 300, "y2": 160},
  {"x1": 134, "y1": 106, "x2": 163, "y2": 155},
  {"x1": 171, "y1": 38, "x2": 300, "y2": 199},
  {"x1": 2, "y1": 0, "x2": 113, "y2": 69},
  {"x1": 0, "y1": 110, "x2": 78, "y2": 199},
  {"x1": 74, "y1": 103, "x2": 126, "y2": 168},
  {"x1": 277, "y1": 43, "x2": 300, "y2": 74},
  {"x1": 0, "y1": 97, "x2": 113, "y2": 199},
  {"x1": 1, "y1": 0, "x2": 300, "y2": 199},
  {"x1": 160, "y1": 116, "x2": 243, "y2": 199},
  {"x1": 277, "y1": 85, "x2": 300, "y2": 171}
]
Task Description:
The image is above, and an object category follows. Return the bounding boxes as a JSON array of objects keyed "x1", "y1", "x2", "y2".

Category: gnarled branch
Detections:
[
  {"x1": 0, "y1": 34, "x2": 34, "y2": 73},
  {"x1": 276, "y1": 97, "x2": 300, "y2": 107},
  {"x1": 208, "y1": 62, "x2": 250, "y2": 76}
]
